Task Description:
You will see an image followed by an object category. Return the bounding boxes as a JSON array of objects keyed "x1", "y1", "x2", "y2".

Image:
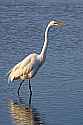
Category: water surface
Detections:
[{"x1": 0, "y1": 0, "x2": 83, "y2": 125}]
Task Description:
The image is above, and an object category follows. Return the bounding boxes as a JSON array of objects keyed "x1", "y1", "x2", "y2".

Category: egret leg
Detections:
[
  {"x1": 29, "y1": 92, "x2": 32, "y2": 107},
  {"x1": 18, "y1": 80, "x2": 24, "y2": 96},
  {"x1": 29, "y1": 79, "x2": 32, "y2": 95}
]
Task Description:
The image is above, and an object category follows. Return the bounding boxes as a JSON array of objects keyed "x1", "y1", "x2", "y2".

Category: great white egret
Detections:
[{"x1": 8, "y1": 20, "x2": 64, "y2": 95}]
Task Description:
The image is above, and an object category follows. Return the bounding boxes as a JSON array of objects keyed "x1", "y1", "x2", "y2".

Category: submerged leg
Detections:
[
  {"x1": 29, "y1": 79, "x2": 32, "y2": 95},
  {"x1": 29, "y1": 91, "x2": 32, "y2": 107},
  {"x1": 18, "y1": 80, "x2": 24, "y2": 96}
]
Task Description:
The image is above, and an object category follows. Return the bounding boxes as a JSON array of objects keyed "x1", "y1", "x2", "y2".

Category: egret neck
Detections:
[{"x1": 40, "y1": 23, "x2": 50, "y2": 60}]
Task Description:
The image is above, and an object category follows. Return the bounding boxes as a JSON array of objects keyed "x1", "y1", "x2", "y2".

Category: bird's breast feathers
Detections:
[{"x1": 8, "y1": 53, "x2": 42, "y2": 81}]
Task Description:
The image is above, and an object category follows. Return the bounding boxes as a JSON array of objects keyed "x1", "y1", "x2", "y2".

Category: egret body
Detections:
[{"x1": 8, "y1": 20, "x2": 64, "y2": 95}]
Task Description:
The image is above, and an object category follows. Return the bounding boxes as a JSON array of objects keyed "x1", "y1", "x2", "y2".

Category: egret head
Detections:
[{"x1": 48, "y1": 20, "x2": 64, "y2": 27}]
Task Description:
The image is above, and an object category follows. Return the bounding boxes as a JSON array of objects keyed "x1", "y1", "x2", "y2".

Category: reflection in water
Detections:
[
  {"x1": 8, "y1": 95, "x2": 44, "y2": 125},
  {"x1": 18, "y1": 93, "x2": 32, "y2": 107}
]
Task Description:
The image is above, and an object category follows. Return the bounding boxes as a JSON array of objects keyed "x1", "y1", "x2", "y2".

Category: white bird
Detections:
[{"x1": 7, "y1": 20, "x2": 64, "y2": 95}]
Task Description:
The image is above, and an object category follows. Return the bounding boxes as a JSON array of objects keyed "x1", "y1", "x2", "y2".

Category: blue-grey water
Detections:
[{"x1": 0, "y1": 0, "x2": 83, "y2": 125}]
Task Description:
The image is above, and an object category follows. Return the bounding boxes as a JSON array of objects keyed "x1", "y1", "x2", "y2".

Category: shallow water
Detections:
[{"x1": 0, "y1": 0, "x2": 83, "y2": 125}]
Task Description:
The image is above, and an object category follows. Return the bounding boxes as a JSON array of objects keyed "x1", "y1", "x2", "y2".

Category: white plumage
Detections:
[
  {"x1": 7, "y1": 20, "x2": 64, "y2": 95},
  {"x1": 8, "y1": 53, "x2": 42, "y2": 82}
]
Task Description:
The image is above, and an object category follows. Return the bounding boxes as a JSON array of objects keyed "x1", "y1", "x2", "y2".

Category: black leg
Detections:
[
  {"x1": 29, "y1": 92, "x2": 32, "y2": 107},
  {"x1": 29, "y1": 79, "x2": 32, "y2": 95},
  {"x1": 18, "y1": 80, "x2": 24, "y2": 96}
]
